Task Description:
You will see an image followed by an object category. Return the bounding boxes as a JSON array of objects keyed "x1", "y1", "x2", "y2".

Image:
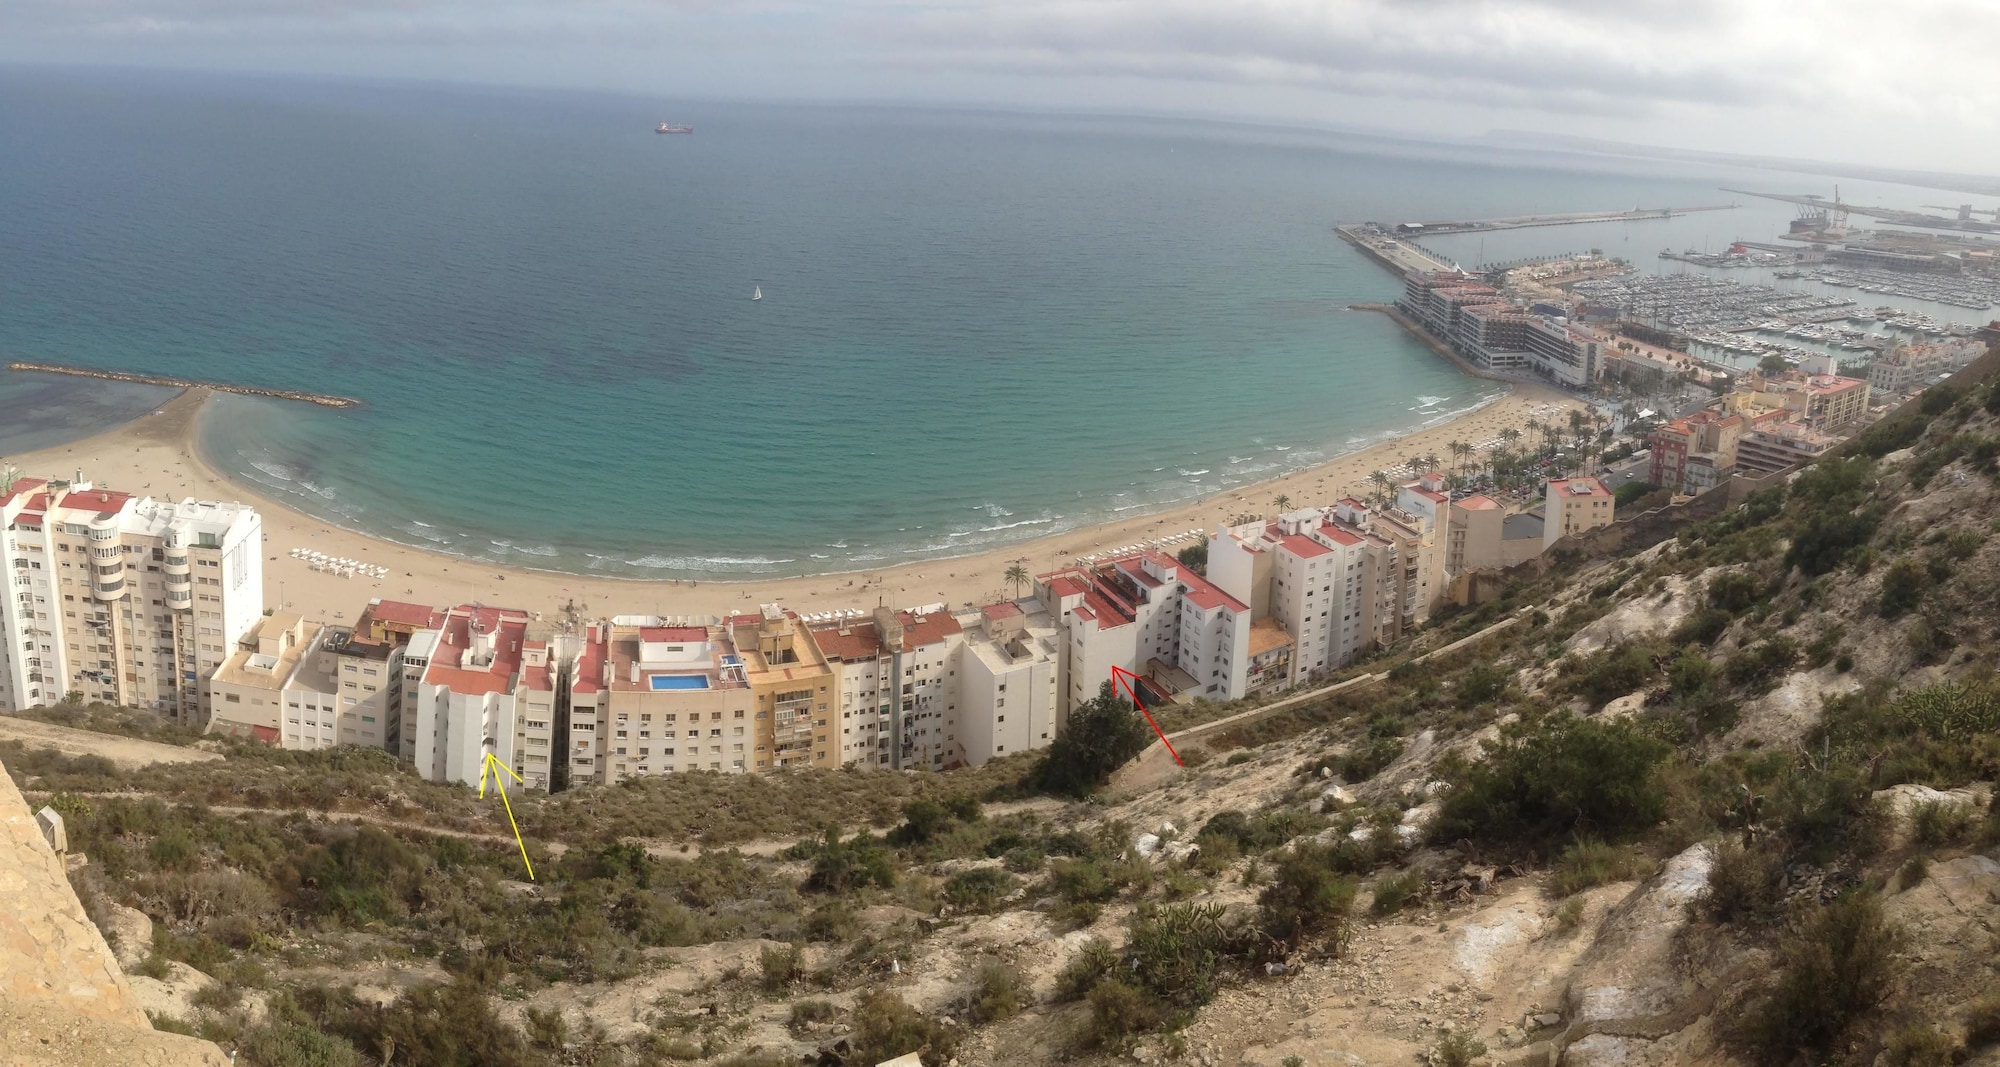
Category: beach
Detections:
[{"x1": 3, "y1": 384, "x2": 1586, "y2": 626}]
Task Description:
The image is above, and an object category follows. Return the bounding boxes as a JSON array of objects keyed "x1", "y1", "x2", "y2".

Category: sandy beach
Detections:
[{"x1": 2, "y1": 383, "x2": 1585, "y2": 626}]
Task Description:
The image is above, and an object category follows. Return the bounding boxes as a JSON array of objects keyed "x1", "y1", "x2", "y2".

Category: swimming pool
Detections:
[{"x1": 648, "y1": 674, "x2": 711, "y2": 691}]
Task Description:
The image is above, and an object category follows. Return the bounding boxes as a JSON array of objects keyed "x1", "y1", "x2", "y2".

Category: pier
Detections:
[
  {"x1": 1394, "y1": 204, "x2": 1735, "y2": 235},
  {"x1": 6, "y1": 363, "x2": 362, "y2": 409}
]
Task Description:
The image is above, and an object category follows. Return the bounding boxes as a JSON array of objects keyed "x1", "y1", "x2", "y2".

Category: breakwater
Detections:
[{"x1": 6, "y1": 363, "x2": 361, "y2": 408}]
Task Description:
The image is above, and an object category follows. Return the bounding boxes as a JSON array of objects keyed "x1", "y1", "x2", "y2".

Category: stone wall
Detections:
[{"x1": 0, "y1": 758, "x2": 228, "y2": 1067}]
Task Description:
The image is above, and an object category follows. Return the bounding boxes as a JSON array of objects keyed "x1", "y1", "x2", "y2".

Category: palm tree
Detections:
[
  {"x1": 1423, "y1": 452, "x2": 1441, "y2": 476},
  {"x1": 1501, "y1": 426, "x2": 1522, "y2": 447},
  {"x1": 1446, "y1": 439, "x2": 1464, "y2": 476},
  {"x1": 1004, "y1": 562, "x2": 1028, "y2": 599},
  {"x1": 1272, "y1": 493, "x2": 1292, "y2": 513},
  {"x1": 1368, "y1": 470, "x2": 1391, "y2": 503}
]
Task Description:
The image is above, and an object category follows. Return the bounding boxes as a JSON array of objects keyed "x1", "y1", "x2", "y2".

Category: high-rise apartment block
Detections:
[{"x1": 2, "y1": 478, "x2": 262, "y2": 723}]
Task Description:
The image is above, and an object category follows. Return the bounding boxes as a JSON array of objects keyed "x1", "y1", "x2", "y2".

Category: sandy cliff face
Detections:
[{"x1": 0, "y1": 760, "x2": 229, "y2": 1067}]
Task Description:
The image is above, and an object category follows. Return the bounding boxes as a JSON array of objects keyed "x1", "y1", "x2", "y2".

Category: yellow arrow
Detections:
[{"x1": 480, "y1": 752, "x2": 536, "y2": 881}]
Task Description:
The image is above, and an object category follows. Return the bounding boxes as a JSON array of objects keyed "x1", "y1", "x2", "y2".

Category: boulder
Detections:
[
  {"x1": 1557, "y1": 844, "x2": 1715, "y2": 1062},
  {"x1": 102, "y1": 902, "x2": 153, "y2": 972}
]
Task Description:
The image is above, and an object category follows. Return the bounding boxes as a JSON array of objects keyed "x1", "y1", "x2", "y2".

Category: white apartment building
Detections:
[
  {"x1": 1037, "y1": 550, "x2": 1252, "y2": 712},
  {"x1": 1, "y1": 477, "x2": 262, "y2": 723},
  {"x1": 1209, "y1": 498, "x2": 1443, "y2": 686},
  {"x1": 956, "y1": 601, "x2": 1060, "y2": 766},
  {"x1": 807, "y1": 615, "x2": 898, "y2": 769},
  {"x1": 406, "y1": 605, "x2": 533, "y2": 788}
]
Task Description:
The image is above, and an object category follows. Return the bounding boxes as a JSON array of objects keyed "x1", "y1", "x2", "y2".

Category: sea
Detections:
[{"x1": 0, "y1": 67, "x2": 1987, "y2": 579}]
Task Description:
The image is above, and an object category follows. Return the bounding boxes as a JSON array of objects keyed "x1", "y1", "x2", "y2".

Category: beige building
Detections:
[
  {"x1": 730, "y1": 604, "x2": 838, "y2": 771},
  {"x1": 0, "y1": 477, "x2": 263, "y2": 725},
  {"x1": 1544, "y1": 477, "x2": 1616, "y2": 549},
  {"x1": 586, "y1": 617, "x2": 756, "y2": 783}
]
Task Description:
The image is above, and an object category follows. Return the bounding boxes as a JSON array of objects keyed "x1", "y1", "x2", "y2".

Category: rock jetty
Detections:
[{"x1": 6, "y1": 362, "x2": 362, "y2": 408}]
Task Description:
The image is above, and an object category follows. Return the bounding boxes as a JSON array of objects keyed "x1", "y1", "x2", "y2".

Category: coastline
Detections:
[{"x1": 5, "y1": 383, "x2": 1586, "y2": 623}]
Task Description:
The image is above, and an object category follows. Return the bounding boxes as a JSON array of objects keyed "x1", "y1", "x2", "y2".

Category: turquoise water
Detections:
[{"x1": 0, "y1": 68, "x2": 1893, "y2": 578}]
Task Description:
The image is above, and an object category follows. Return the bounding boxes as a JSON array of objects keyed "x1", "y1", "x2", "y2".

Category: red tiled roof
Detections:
[
  {"x1": 1317, "y1": 524, "x2": 1364, "y2": 546},
  {"x1": 0, "y1": 477, "x2": 47, "y2": 509},
  {"x1": 897, "y1": 611, "x2": 963, "y2": 650},
  {"x1": 57, "y1": 489, "x2": 132, "y2": 516},
  {"x1": 424, "y1": 665, "x2": 515, "y2": 696},
  {"x1": 1278, "y1": 533, "x2": 1333, "y2": 559},
  {"x1": 369, "y1": 599, "x2": 441, "y2": 629},
  {"x1": 1405, "y1": 486, "x2": 1448, "y2": 503},
  {"x1": 981, "y1": 601, "x2": 1023, "y2": 619},
  {"x1": 1456, "y1": 495, "x2": 1500, "y2": 511},
  {"x1": 572, "y1": 626, "x2": 608, "y2": 694},
  {"x1": 1550, "y1": 477, "x2": 1611, "y2": 497},
  {"x1": 1081, "y1": 588, "x2": 1134, "y2": 628},
  {"x1": 1173, "y1": 565, "x2": 1248, "y2": 614},
  {"x1": 640, "y1": 626, "x2": 708, "y2": 643},
  {"x1": 809, "y1": 622, "x2": 885, "y2": 661},
  {"x1": 1046, "y1": 576, "x2": 1087, "y2": 598}
]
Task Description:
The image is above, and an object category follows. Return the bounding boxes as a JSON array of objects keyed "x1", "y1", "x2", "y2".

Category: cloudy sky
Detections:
[{"x1": 5, "y1": 0, "x2": 1997, "y2": 173}]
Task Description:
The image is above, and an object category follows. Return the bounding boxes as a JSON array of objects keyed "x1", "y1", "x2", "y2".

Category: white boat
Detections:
[{"x1": 752, "y1": 285, "x2": 763, "y2": 301}]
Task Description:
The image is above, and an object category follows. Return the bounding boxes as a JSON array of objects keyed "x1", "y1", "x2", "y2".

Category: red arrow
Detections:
[{"x1": 1110, "y1": 665, "x2": 1184, "y2": 766}]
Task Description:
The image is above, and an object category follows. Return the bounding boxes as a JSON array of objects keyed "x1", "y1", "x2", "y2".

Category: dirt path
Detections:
[
  {"x1": 19, "y1": 790, "x2": 1072, "y2": 864},
  {"x1": 0, "y1": 716, "x2": 223, "y2": 771}
]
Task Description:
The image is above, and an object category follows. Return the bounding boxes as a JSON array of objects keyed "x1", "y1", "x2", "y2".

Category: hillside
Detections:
[{"x1": 8, "y1": 373, "x2": 2000, "y2": 1066}]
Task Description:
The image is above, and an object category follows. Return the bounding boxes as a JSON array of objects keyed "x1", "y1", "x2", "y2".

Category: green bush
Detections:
[
  {"x1": 1128, "y1": 903, "x2": 1239, "y2": 1008},
  {"x1": 799, "y1": 830, "x2": 896, "y2": 894},
  {"x1": 942, "y1": 867, "x2": 1016, "y2": 914},
  {"x1": 1745, "y1": 892, "x2": 1903, "y2": 1061},
  {"x1": 788, "y1": 999, "x2": 838, "y2": 1033},
  {"x1": 965, "y1": 962, "x2": 1027, "y2": 1024},
  {"x1": 1722, "y1": 637, "x2": 1799, "y2": 694},
  {"x1": 1053, "y1": 939, "x2": 1119, "y2": 1003},
  {"x1": 1083, "y1": 979, "x2": 1171, "y2": 1047},
  {"x1": 1431, "y1": 1028, "x2": 1489, "y2": 1067},
  {"x1": 1457, "y1": 665, "x2": 1509, "y2": 704},
  {"x1": 1564, "y1": 641, "x2": 1662, "y2": 707},
  {"x1": 1258, "y1": 845, "x2": 1357, "y2": 947},
  {"x1": 759, "y1": 943, "x2": 802, "y2": 993},
  {"x1": 1909, "y1": 799, "x2": 1975, "y2": 847},
  {"x1": 1696, "y1": 840, "x2": 1785, "y2": 927},
  {"x1": 1706, "y1": 571, "x2": 1764, "y2": 614},
  {"x1": 1431, "y1": 715, "x2": 1671, "y2": 853},
  {"x1": 1030, "y1": 682, "x2": 1153, "y2": 797},
  {"x1": 1550, "y1": 838, "x2": 1654, "y2": 897},
  {"x1": 1785, "y1": 507, "x2": 1884, "y2": 578},
  {"x1": 237, "y1": 1020, "x2": 365, "y2": 1067},
  {"x1": 1670, "y1": 606, "x2": 1732, "y2": 647},
  {"x1": 1882, "y1": 1024, "x2": 1956, "y2": 1067},
  {"x1": 1369, "y1": 868, "x2": 1425, "y2": 916},
  {"x1": 1878, "y1": 560, "x2": 1928, "y2": 619},
  {"x1": 843, "y1": 991, "x2": 959, "y2": 1067}
]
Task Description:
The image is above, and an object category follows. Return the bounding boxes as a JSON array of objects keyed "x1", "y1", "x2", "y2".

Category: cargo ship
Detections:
[{"x1": 656, "y1": 122, "x2": 693, "y2": 134}]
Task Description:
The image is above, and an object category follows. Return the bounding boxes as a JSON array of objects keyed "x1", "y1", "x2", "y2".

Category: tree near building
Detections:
[
  {"x1": 1030, "y1": 681, "x2": 1154, "y2": 797},
  {"x1": 1004, "y1": 562, "x2": 1029, "y2": 599}
]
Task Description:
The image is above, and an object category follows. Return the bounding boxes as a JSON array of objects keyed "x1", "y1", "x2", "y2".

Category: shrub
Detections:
[
  {"x1": 1667, "y1": 651, "x2": 1718, "y2": 699},
  {"x1": 1745, "y1": 892, "x2": 1904, "y2": 1061},
  {"x1": 759, "y1": 944, "x2": 802, "y2": 993},
  {"x1": 800, "y1": 830, "x2": 895, "y2": 894},
  {"x1": 1339, "y1": 737, "x2": 1404, "y2": 784},
  {"x1": 1550, "y1": 839, "x2": 1654, "y2": 897},
  {"x1": 1258, "y1": 845, "x2": 1357, "y2": 948},
  {"x1": 1431, "y1": 715, "x2": 1672, "y2": 853},
  {"x1": 1128, "y1": 903, "x2": 1239, "y2": 1008},
  {"x1": 1670, "y1": 607, "x2": 1732, "y2": 647},
  {"x1": 942, "y1": 868, "x2": 1016, "y2": 914},
  {"x1": 1882, "y1": 1024, "x2": 1956, "y2": 1067},
  {"x1": 1785, "y1": 507, "x2": 1884, "y2": 577},
  {"x1": 1706, "y1": 571, "x2": 1764, "y2": 614},
  {"x1": 896, "y1": 800, "x2": 951, "y2": 844},
  {"x1": 1908, "y1": 799, "x2": 1975, "y2": 847},
  {"x1": 1565, "y1": 642, "x2": 1661, "y2": 707},
  {"x1": 1030, "y1": 682, "x2": 1152, "y2": 797},
  {"x1": 1965, "y1": 993, "x2": 2000, "y2": 1048},
  {"x1": 1369, "y1": 868, "x2": 1425, "y2": 916},
  {"x1": 1723, "y1": 637, "x2": 1799, "y2": 694},
  {"x1": 1696, "y1": 840, "x2": 1785, "y2": 927},
  {"x1": 237, "y1": 1021, "x2": 364, "y2": 1067},
  {"x1": 965, "y1": 962, "x2": 1026, "y2": 1024},
  {"x1": 844, "y1": 991, "x2": 958, "y2": 1067},
  {"x1": 1878, "y1": 560, "x2": 1928, "y2": 619},
  {"x1": 1431, "y1": 1028, "x2": 1488, "y2": 1067},
  {"x1": 1083, "y1": 979, "x2": 1170, "y2": 1046},
  {"x1": 1773, "y1": 757, "x2": 1880, "y2": 865},
  {"x1": 788, "y1": 999, "x2": 838, "y2": 1033},
  {"x1": 1457, "y1": 665, "x2": 1509, "y2": 705},
  {"x1": 1053, "y1": 939, "x2": 1119, "y2": 1003}
]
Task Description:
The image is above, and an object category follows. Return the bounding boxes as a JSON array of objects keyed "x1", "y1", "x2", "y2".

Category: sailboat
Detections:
[{"x1": 751, "y1": 285, "x2": 763, "y2": 301}]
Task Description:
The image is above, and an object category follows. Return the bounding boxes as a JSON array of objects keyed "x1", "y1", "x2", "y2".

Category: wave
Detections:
[
  {"x1": 1414, "y1": 394, "x2": 1447, "y2": 408},
  {"x1": 623, "y1": 554, "x2": 798, "y2": 570},
  {"x1": 1179, "y1": 468, "x2": 1211, "y2": 477}
]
